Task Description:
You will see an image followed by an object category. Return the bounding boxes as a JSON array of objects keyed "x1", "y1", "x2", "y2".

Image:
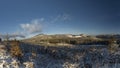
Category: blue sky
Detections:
[{"x1": 0, "y1": 0, "x2": 120, "y2": 36}]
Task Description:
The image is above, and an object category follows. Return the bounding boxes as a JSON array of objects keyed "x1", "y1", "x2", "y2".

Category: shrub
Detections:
[
  {"x1": 10, "y1": 41, "x2": 23, "y2": 59},
  {"x1": 107, "y1": 37, "x2": 117, "y2": 53}
]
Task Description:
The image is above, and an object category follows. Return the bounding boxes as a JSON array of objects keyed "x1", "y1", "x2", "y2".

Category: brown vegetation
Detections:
[
  {"x1": 108, "y1": 37, "x2": 117, "y2": 53},
  {"x1": 10, "y1": 40, "x2": 23, "y2": 58}
]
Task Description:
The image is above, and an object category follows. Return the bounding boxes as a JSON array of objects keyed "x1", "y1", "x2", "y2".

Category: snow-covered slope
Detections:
[{"x1": 0, "y1": 43, "x2": 120, "y2": 68}]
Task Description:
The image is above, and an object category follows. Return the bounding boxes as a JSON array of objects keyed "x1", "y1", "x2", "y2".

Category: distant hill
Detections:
[
  {"x1": 22, "y1": 34, "x2": 102, "y2": 46},
  {"x1": 96, "y1": 34, "x2": 120, "y2": 40}
]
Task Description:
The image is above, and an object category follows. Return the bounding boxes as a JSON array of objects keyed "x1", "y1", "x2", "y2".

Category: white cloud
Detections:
[
  {"x1": 18, "y1": 14, "x2": 71, "y2": 37},
  {"x1": 20, "y1": 19, "x2": 43, "y2": 34}
]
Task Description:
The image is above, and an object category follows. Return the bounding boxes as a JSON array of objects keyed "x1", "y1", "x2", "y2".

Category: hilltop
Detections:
[{"x1": 22, "y1": 34, "x2": 104, "y2": 46}]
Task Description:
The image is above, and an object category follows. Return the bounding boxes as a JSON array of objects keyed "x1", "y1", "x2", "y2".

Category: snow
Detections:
[{"x1": 0, "y1": 43, "x2": 120, "y2": 68}]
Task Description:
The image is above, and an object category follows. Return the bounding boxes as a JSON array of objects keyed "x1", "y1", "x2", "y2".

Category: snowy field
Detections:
[{"x1": 0, "y1": 43, "x2": 119, "y2": 68}]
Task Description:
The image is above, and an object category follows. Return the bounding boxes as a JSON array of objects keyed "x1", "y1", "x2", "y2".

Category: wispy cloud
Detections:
[
  {"x1": 20, "y1": 19, "x2": 43, "y2": 34},
  {"x1": 19, "y1": 14, "x2": 71, "y2": 37},
  {"x1": 51, "y1": 13, "x2": 71, "y2": 23},
  {"x1": 9, "y1": 14, "x2": 71, "y2": 38}
]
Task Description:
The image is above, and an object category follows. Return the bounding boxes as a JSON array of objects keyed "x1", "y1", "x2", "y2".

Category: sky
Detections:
[{"x1": 0, "y1": 0, "x2": 120, "y2": 37}]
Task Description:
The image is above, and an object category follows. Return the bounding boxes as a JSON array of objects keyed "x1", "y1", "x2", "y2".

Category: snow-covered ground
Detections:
[{"x1": 0, "y1": 43, "x2": 120, "y2": 68}]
